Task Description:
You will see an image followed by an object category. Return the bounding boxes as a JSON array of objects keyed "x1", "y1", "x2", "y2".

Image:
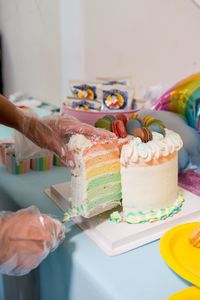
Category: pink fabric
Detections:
[{"x1": 178, "y1": 170, "x2": 200, "y2": 196}]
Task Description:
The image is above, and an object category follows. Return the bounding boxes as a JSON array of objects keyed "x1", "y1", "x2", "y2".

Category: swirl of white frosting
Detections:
[
  {"x1": 137, "y1": 143, "x2": 152, "y2": 162},
  {"x1": 159, "y1": 140, "x2": 170, "y2": 157},
  {"x1": 120, "y1": 129, "x2": 183, "y2": 165},
  {"x1": 146, "y1": 140, "x2": 161, "y2": 159},
  {"x1": 165, "y1": 129, "x2": 183, "y2": 151},
  {"x1": 68, "y1": 134, "x2": 92, "y2": 152},
  {"x1": 152, "y1": 132, "x2": 163, "y2": 141},
  {"x1": 130, "y1": 143, "x2": 139, "y2": 163}
]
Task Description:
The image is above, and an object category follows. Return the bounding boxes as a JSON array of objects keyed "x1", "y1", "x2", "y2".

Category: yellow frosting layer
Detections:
[{"x1": 86, "y1": 161, "x2": 120, "y2": 180}]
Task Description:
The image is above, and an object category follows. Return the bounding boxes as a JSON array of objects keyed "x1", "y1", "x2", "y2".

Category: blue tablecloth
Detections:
[{"x1": 0, "y1": 164, "x2": 191, "y2": 300}]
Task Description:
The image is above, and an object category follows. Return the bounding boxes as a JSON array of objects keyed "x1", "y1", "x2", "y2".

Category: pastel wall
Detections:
[
  {"x1": 60, "y1": 0, "x2": 85, "y2": 99},
  {"x1": 0, "y1": 0, "x2": 62, "y2": 104},
  {"x1": 83, "y1": 0, "x2": 200, "y2": 94},
  {"x1": 1, "y1": 0, "x2": 200, "y2": 103}
]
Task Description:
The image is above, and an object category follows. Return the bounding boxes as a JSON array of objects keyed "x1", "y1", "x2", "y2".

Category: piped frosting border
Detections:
[
  {"x1": 110, "y1": 191, "x2": 184, "y2": 224},
  {"x1": 120, "y1": 129, "x2": 183, "y2": 165}
]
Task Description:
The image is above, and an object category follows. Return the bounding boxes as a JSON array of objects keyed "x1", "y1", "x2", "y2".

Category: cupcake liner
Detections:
[
  {"x1": 53, "y1": 154, "x2": 64, "y2": 167},
  {"x1": 31, "y1": 154, "x2": 53, "y2": 171},
  {"x1": 5, "y1": 152, "x2": 30, "y2": 174}
]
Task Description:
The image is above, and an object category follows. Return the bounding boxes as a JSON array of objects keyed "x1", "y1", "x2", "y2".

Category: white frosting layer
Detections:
[
  {"x1": 121, "y1": 154, "x2": 178, "y2": 210},
  {"x1": 68, "y1": 134, "x2": 92, "y2": 153},
  {"x1": 120, "y1": 128, "x2": 183, "y2": 211},
  {"x1": 120, "y1": 129, "x2": 183, "y2": 165}
]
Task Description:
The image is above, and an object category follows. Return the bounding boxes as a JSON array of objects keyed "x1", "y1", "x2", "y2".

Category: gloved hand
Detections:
[
  {"x1": 189, "y1": 226, "x2": 200, "y2": 248},
  {"x1": 43, "y1": 114, "x2": 115, "y2": 140},
  {"x1": 16, "y1": 110, "x2": 68, "y2": 162},
  {"x1": 0, "y1": 206, "x2": 65, "y2": 276},
  {"x1": 15, "y1": 113, "x2": 115, "y2": 167}
]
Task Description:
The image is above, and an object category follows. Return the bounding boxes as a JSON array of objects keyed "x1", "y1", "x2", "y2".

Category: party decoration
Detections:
[{"x1": 153, "y1": 73, "x2": 200, "y2": 131}]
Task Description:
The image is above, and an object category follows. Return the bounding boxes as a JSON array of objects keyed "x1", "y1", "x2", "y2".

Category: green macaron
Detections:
[
  {"x1": 95, "y1": 118, "x2": 112, "y2": 131},
  {"x1": 148, "y1": 119, "x2": 165, "y2": 128},
  {"x1": 102, "y1": 115, "x2": 116, "y2": 122}
]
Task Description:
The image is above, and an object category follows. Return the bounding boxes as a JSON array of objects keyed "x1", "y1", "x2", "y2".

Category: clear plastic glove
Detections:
[
  {"x1": 44, "y1": 114, "x2": 115, "y2": 140},
  {"x1": 189, "y1": 226, "x2": 200, "y2": 248},
  {"x1": 0, "y1": 206, "x2": 65, "y2": 276},
  {"x1": 17, "y1": 110, "x2": 67, "y2": 161},
  {"x1": 15, "y1": 113, "x2": 115, "y2": 167}
]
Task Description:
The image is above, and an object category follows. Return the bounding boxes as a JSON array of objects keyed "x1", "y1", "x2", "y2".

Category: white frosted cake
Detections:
[
  {"x1": 120, "y1": 129, "x2": 182, "y2": 212},
  {"x1": 63, "y1": 114, "x2": 183, "y2": 224}
]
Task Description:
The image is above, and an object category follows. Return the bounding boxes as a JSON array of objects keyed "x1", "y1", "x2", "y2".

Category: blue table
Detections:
[{"x1": 0, "y1": 163, "x2": 191, "y2": 300}]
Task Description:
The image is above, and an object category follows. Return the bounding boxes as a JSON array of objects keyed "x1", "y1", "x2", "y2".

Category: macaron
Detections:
[
  {"x1": 103, "y1": 115, "x2": 116, "y2": 122},
  {"x1": 128, "y1": 113, "x2": 140, "y2": 120},
  {"x1": 133, "y1": 127, "x2": 153, "y2": 143},
  {"x1": 126, "y1": 118, "x2": 143, "y2": 135},
  {"x1": 143, "y1": 115, "x2": 156, "y2": 126},
  {"x1": 95, "y1": 118, "x2": 112, "y2": 131},
  {"x1": 148, "y1": 124, "x2": 166, "y2": 136},
  {"x1": 116, "y1": 113, "x2": 127, "y2": 126},
  {"x1": 112, "y1": 120, "x2": 127, "y2": 138},
  {"x1": 147, "y1": 118, "x2": 165, "y2": 128}
]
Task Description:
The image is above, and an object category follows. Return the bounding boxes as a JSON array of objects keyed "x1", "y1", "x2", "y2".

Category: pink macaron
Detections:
[{"x1": 112, "y1": 120, "x2": 127, "y2": 138}]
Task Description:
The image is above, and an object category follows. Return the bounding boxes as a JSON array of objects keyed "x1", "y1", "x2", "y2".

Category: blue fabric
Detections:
[
  {"x1": 0, "y1": 164, "x2": 190, "y2": 300},
  {"x1": 0, "y1": 276, "x2": 4, "y2": 300},
  {"x1": 0, "y1": 271, "x2": 40, "y2": 300}
]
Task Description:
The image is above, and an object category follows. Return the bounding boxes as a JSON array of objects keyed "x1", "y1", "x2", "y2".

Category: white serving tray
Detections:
[{"x1": 45, "y1": 182, "x2": 200, "y2": 256}]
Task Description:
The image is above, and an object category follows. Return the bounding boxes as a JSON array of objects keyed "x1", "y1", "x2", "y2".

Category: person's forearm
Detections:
[{"x1": 0, "y1": 94, "x2": 22, "y2": 130}]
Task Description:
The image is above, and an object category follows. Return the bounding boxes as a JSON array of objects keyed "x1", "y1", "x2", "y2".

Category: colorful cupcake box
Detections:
[
  {"x1": 3, "y1": 144, "x2": 61, "y2": 174},
  {"x1": 0, "y1": 143, "x2": 14, "y2": 164},
  {"x1": 31, "y1": 154, "x2": 53, "y2": 171},
  {"x1": 5, "y1": 152, "x2": 30, "y2": 174}
]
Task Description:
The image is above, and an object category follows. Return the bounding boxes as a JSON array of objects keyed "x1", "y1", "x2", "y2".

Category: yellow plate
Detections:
[
  {"x1": 168, "y1": 286, "x2": 200, "y2": 300},
  {"x1": 160, "y1": 222, "x2": 200, "y2": 287}
]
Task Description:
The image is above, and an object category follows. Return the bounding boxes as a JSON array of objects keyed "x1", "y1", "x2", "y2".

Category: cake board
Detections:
[{"x1": 45, "y1": 182, "x2": 200, "y2": 256}]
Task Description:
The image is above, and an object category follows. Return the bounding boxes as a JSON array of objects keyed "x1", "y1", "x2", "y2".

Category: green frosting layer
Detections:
[
  {"x1": 87, "y1": 182, "x2": 121, "y2": 201},
  {"x1": 87, "y1": 172, "x2": 121, "y2": 191},
  {"x1": 63, "y1": 191, "x2": 122, "y2": 222},
  {"x1": 87, "y1": 192, "x2": 122, "y2": 210}
]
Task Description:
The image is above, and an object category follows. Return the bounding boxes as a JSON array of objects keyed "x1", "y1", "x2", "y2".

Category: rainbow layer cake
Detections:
[
  {"x1": 64, "y1": 113, "x2": 183, "y2": 223},
  {"x1": 66, "y1": 135, "x2": 122, "y2": 218}
]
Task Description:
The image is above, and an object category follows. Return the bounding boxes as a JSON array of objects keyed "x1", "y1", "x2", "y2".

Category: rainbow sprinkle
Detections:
[{"x1": 62, "y1": 204, "x2": 85, "y2": 223}]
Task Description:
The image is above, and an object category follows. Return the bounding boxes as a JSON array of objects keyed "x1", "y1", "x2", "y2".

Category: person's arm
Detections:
[
  {"x1": 0, "y1": 94, "x2": 67, "y2": 159},
  {"x1": 0, "y1": 94, "x2": 115, "y2": 165},
  {"x1": 0, "y1": 94, "x2": 24, "y2": 129}
]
